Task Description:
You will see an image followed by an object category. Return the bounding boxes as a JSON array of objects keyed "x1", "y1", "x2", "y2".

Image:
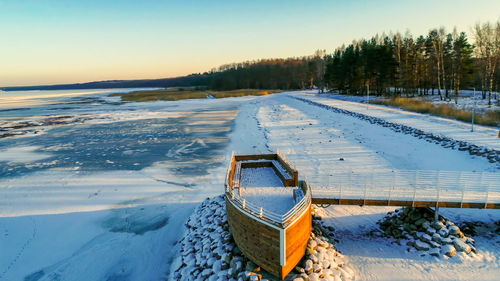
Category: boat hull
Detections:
[{"x1": 226, "y1": 197, "x2": 311, "y2": 279}]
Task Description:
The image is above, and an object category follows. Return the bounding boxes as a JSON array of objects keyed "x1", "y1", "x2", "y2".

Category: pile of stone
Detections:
[
  {"x1": 170, "y1": 195, "x2": 267, "y2": 281},
  {"x1": 170, "y1": 197, "x2": 355, "y2": 281},
  {"x1": 377, "y1": 207, "x2": 476, "y2": 258},
  {"x1": 289, "y1": 209, "x2": 354, "y2": 281}
]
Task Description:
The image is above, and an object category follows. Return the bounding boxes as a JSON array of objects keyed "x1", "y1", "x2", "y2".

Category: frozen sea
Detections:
[{"x1": 0, "y1": 89, "x2": 245, "y2": 281}]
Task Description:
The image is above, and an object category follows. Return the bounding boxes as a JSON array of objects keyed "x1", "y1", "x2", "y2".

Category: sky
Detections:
[{"x1": 0, "y1": 0, "x2": 499, "y2": 87}]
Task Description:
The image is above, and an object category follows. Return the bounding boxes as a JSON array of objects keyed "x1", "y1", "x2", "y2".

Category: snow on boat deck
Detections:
[{"x1": 240, "y1": 167, "x2": 295, "y2": 214}]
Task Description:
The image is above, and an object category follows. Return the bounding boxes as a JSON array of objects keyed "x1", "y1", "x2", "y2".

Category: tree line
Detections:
[
  {"x1": 206, "y1": 21, "x2": 499, "y2": 105},
  {"x1": 206, "y1": 51, "x2": 326, "y2": 90}
]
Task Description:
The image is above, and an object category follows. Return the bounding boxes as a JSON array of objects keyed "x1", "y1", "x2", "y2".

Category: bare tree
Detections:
[
  {"x1": 428, "y1": 28, "x2": 447, "y2": 100},
  {"x1": 313, "y1": 49, "x2": 327, "y2": 92},
  {"x1": 393, "y1": 33, "x2": 403, "y2": 95},
  {"x1": 473, "y1": 21, "x2": 500, "y2": 106}
]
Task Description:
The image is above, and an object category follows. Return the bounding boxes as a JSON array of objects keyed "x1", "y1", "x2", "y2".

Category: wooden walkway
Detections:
[{"x1": 309, "y1": 170, "x2": 500, "y2": 209}]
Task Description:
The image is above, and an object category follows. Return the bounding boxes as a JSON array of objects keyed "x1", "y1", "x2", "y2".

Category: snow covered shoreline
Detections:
[{"x1": 1, "y1": 90, "x2": 498, "y2": 281}]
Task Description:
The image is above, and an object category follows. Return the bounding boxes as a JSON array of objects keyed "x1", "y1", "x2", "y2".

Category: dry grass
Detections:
[
  {"x1": 375, "y1": 97, "x2": 500, "y2": 127},
  {"x1": 111, "y1": 88, "x2": 281, "y2": 102}
]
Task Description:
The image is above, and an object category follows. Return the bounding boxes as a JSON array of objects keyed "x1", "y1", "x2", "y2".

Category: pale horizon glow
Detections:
[{"x1": 0, "y1": 0, "x2": 499, "y2": 87}]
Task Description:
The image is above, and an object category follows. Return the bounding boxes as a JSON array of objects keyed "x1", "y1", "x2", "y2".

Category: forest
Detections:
[{"x1": 207, "y1": 21, "x2": 499, "y2": 105}]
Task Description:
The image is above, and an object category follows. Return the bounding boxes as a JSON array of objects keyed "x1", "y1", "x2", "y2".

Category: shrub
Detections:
[{"x1": 375, "y1": 98, "x2": 499, "y2": 127}]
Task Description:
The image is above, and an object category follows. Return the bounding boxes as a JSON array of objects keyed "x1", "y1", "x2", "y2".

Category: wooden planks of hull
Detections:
[
  {"x1": 226, "y1": 197, "x2": 282, "y2": 277},
  {"x1": 282, "y1": 206, "x2": 312, "y2": 279}
]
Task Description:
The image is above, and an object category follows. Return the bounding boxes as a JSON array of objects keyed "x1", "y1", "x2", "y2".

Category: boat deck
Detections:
[{"x1": 240, "y1": 166, "x2": 297, "y2": 215}]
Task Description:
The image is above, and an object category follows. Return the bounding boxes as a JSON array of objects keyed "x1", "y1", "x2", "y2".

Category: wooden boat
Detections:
[{"x1": 224, "y1": 153, "x2": 312, "y2": 280}]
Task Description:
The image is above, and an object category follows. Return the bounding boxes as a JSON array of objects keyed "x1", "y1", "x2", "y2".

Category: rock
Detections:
[
  {"x1": 441, "y1": 237, "x2": 453, "y2": 244},
  {"x1": 453, "y1": 238, "x2": 471, "y2": 253},
  {"x1": 438, "y1": 228, "x2": 449, "y2": 237},
  {"x1": 415, "y1": 240, "x2": 431, "y2": 251},
  {"x1": 299, "y1": 273, "x2": 310, "y2": 281},
  {"x1": 429, "y1": 240, "x2": 440, "y2": 248},
  {"x1": 295, "y1": 266, "x2": 305, "y2": 273},
  {"x1": 429, "y1": 248, "x2": 440, "y2": 257},
  {"x1": 208, "y1": 274, "x2": 220, "y2": 281},
  {"x1": 245, "y1": 261, "x2": 256, "y2": 272},
  {"x1": 307, "y1": 247, "x2": 317, "y2": 256},
  {"x1": 308, "y1": 239, "x2": 318, "y2": 250},
  {"x1": 313, "y1": 263, "x2": 322, "y2": 273},
  {"x1": 201, "y1": 268, "x2": 213, "y2": 277},
  {"x1": 207, "y1": 257, "x2": 216, "y2": 267},
  {"x1": 227, "y1": 268, "x2": 236, "y2": 278},
  {"x1": 321, "y1": 260, "x2": 330, "y2": 270},
  {"x1": 318, "y1": 239, "x2": 329, "y2": 248},
  {"x1": 309, "y1": 254, "x2": 319, "y2": 264},
  {"x1": 409, "y1": 210, "x2": 422, "y2": 220},
  {"x1": 247, "y1": 275, "x2": 259, "y2": 281},
  {"x1": 422, "y1": 221, "x2": 431, "y2": 229},
  {"x1": 448, "y1": 225, "x2": 461, "y2": 236},
  {"x1": 441, "y1": 244, "x2": 456, "y2": 257},
  {"x1": 426, "y1": 227, "x2": 436, "y2": 234},
  {"x1": 432, "y1": 221, "x2": 446, "y2": 230},
  {"x1": 213, "y1": 259, "x2": 222, "y2": 272},
  {"x1": 414, "y1": 218, "x2": 427, "y2": 226},
  {"x1": 305, "y1": 260, "x2": 314, "y2": 274},
  {"x1": 308, "y1": 273, "x2": 320, "y2": 281},
  {"x1": 232, "y1": 247, "x2": 242, "y2": 256},
  {"x1": 432, "y1": 233, "x2": 442, "y2": 243},
  {"x1": 417, "y1": 232, "x2": 432, "y2": 243}
]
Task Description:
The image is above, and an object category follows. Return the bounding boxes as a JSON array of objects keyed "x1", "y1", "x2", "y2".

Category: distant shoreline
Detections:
[
  {"x1": 112, "y1": 89, "x2": 281, "y2": 102},
  {"x1": 0, "y1": 74, "x2": 208, "y2": 92}
]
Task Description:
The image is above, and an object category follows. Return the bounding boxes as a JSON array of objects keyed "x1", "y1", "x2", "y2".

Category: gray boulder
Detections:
[
  {"x1": 415, "y1": 240, "x2": 431, "y2": 251},
  {"x1": 453, "y1": 238, "x2": 471, "y2": 253},
  {"x1": 305, "y1": 259, "x2": 314, "y2": 274},
  {"x1": 432, "y1": 221, "x2": 446, "y2": 230},
  {"x1": 448, "y1": 225, "x2": 460, "y2": 235},
  {"x1": 438, "y1": 228, "x2": 449, "y2": 237},
  {"x1": 441, "y1": 244, "x2": 456, "y2": 257}
]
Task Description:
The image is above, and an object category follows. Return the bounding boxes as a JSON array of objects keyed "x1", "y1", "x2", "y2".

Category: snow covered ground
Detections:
[
  {"x1": 298, "y1": 92, "x2": 499, "y2": 152},
  {"x1": 0, "y1": 90, "x2": 498, "y2": 281},
  {"x1": 240, "y1": 167, "x2": 295, "y2": 215},
  {"x1": 422, "y1": 90, "x2": 499, "y2": 112}
]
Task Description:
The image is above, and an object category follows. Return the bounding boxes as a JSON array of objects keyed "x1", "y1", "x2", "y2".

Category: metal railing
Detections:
[
  {"x1": 226, "y1": 183, "x2": 311, "y2": 227},
  {"x1": 310, "y1": 169, "x2": 500, "y2": 207}
]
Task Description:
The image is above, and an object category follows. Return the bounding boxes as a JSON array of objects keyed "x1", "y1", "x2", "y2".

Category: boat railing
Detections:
[{"x1": 225, "y1": 181, "x2": 311, "y2": 227}]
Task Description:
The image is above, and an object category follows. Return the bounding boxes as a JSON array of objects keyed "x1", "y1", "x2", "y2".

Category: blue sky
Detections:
[{"x1": 0, "y1": 0, "x2": 498, "y2": 86}]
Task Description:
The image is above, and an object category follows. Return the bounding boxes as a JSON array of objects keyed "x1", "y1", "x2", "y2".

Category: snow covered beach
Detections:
[{"x1": 1, "y1": 90, "x2": 499, "y2": 281}]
